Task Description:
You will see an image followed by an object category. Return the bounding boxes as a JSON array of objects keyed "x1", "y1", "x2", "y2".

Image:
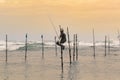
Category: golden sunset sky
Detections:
[{"x1": 0, "y1": 0, "x2": 120, "y2": 41}]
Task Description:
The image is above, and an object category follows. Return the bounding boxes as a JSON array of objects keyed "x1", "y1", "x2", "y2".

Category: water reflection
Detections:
[
  {"x1": 4, "y1": 63, "x2": 9, "y2": 80},
  {"x1": 67, "y1": 61, "x2": 79, "y2": 80},
  {"x1": 60, "y1": 71, "x2": 64, "y2": 80},
  {"x1": 24, "y1": 61, "x2": 29, "y2": 80}
]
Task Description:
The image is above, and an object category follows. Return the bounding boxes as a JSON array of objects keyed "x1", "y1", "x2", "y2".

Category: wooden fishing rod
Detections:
[{"x1": 48, "y1": 16, "x2": 59, "y2": 38}]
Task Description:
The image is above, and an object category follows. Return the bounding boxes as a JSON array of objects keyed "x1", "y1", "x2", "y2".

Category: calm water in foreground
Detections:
[{"x1": 0, "y1": 47, "x2": 120, "y2": 80}]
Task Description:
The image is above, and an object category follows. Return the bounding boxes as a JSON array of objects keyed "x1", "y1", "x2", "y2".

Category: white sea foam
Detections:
[
  {"x1": 0, "y1": 40, "x2": 119, "y2": 51},
  {"x1": 0, "y1": 41, "x2": 24, "y2": 51}
]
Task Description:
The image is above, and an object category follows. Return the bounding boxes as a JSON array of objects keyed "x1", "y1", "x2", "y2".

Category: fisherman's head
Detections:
[{"x1": 60, "y1": 28, "x2": 64, "y2": 33}]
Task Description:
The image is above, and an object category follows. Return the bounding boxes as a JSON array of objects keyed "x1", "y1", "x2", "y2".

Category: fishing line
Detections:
[{"x1": 48, "y1": 16, "x2": 59, "y2": 38}]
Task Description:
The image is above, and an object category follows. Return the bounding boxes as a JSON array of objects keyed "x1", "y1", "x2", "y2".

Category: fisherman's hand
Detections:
[{"x1": 59, "y1": 37, "x2": 61, "y2": 39}]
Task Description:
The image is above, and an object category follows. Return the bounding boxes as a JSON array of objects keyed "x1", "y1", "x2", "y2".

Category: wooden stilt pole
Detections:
[
  {"x1": 25, "y1": 33, "x2": 27, "y2": 61},
  {"x1": 41, "y1": 35, "x2": 44, "y2": 58},
  {"x1": 61, "y1": 46, "x2": 63, "y2": 72},
  {"x1": 108, "y1": 36, "x2": 110, "y2": 55},
  {"x1": 67, "y1": 27, "x2": 72, "y2": 64},
  {"x1": 6, "y1": 34, "x2": 8, "y2": 63},
  {"x1": 105, "y1": 36, "x2": 107, "y2": 56},
  {"x1": 76, "y1": 34, "x2": 78, "y2": 60},
  {"x1": 93, "y1": 29, "x2": 96, "y2": 58},
  {"x1": 55, "y1": 36, "x2": 57, "y2": 56},
  {"x1": 117, "y1": 29, "x2": 120, "y2": 46},
  {"x1": 73, "y1": 34, "x2": 75, "y2": 61}
]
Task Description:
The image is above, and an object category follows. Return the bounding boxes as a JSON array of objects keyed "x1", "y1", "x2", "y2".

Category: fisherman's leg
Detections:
[
  {"x1": 56, "y1": 42, "x2": 65, "y2": 50},
  {"x1": 60, "y1": 43, "x2": 65, "y2": 50},
  {"x1": 60, "y1": 40, "x2": 66, "y2": 49},
  {"x1": 56, "y1": 41, "x2": 60, "y2": 46}
]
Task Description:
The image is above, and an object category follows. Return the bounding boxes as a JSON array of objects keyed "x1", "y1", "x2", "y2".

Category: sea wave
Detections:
[{"x1": 0, "y1": 40, "x2": 119, "y2": 51}]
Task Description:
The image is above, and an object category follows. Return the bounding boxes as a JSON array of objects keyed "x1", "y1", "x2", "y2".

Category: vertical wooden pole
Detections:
[
  {"x1": 67, "y1": 27, "x2": 72, "y2": 64},
  {"x1": 93, "y1": 29, "x2": 96, "y2": 58},
  {"x1": 117, "y1": 29, "x2": 120, "y2": 46},
  {"x1": 76, "y1": 34, "x2": 78, "y2": 60},
  {"x1": 41, "y1": 35, "x2": 44, "y2": 58},
  {"x1": 73, "y1": 34, "x2": 75, "y2": 61},
  {"x1": 55, "y1": 36, "x2": 57, "y2": 56},
  {"x1": 108, "y1": 36, "x2": 110, "y2": 55},
  {"x1": 105, "y1": 36, "x2": 107, "y2": 56},
  {"x1": 25, "y1": 33, "x2": 27, "y2": 61},
  {"x1": 6, "y1": 34, "x2": 8, "y2": 63},
  {"x1": 61, "y1": 46, "x2": 63, "y2": 72}
]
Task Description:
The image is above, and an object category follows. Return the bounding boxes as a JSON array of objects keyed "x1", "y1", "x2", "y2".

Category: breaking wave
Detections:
[{"x1": 0, "y1": 40, "x2": 119, "y2": 51}]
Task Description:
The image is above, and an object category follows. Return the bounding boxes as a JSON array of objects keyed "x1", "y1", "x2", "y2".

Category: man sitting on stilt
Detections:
[{"x1": 56, "y1": 27, "x2": 66, "y2": 50}]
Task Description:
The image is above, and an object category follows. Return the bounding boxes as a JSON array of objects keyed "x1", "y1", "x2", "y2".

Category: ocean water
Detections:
[
  {"x1": 0, "y1": 39, "x2": 119, "y2": 51},
  {"x1": 0, "y1": 45, "x2": 120, "y2": 80}
]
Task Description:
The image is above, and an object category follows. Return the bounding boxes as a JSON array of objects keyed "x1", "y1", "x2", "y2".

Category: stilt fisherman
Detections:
[{"x1": 56, "y1": 25, "x2": 66, "y2": 50}]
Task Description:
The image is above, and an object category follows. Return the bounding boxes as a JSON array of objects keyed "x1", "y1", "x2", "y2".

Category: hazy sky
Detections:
[{"x1": 0, "y1": 0, "x2": 120, "y2": 41}]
